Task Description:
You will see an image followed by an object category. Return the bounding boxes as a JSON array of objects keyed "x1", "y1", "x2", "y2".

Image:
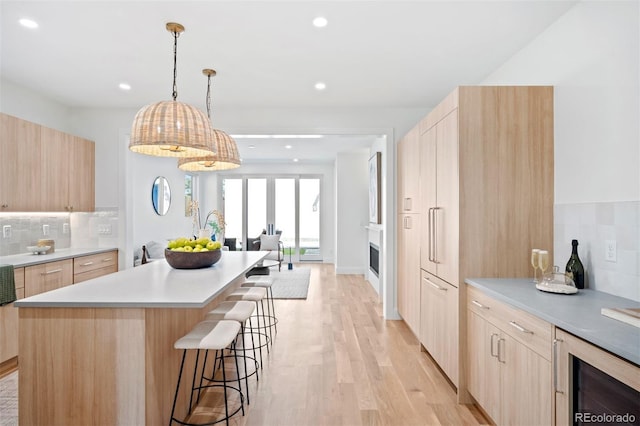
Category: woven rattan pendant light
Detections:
[
  {"x1": 129, "y1": 23, "x2": 216, "y2": 158},
  {"x1": 178, "y1": 69, "x2": 241, "y2": 171}
]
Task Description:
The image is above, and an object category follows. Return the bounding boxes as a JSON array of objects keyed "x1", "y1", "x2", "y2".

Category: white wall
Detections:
[
  {"x1": 0, "y1": 79, "x2": 71, "y2": 132},
  {"x1": 335, "y1": 150, "x2": 370, "y2": 274},
  {"x1": 483, "y1": 0, "x2": 640, "y2": 299},
  {"x1": 483, "y1": 0, "x2": 639, "y2": 204}
]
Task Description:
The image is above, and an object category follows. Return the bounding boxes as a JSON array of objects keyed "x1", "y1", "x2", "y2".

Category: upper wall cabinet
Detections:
[
  {"x1": 0, "y1": 114, "x2": 42, "y2": 211},
  {"x1": 397, "y1": 125, "x2": 421, "y2": 213},
  {"x1": 0, "y1": 113, "x2": 95, "y2": 212}
]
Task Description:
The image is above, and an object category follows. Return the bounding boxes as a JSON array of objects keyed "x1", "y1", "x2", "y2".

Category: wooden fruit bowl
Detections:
[{"x1": 164, "y1": 248, "x2": 222, "y2": 269}]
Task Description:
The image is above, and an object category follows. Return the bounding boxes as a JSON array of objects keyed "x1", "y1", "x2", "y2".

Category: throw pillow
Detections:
[{"x1": 260, "y1": 234, "x2": 280, "y2": 251}]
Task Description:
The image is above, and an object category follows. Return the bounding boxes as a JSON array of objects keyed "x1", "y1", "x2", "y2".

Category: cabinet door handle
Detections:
[
  {"x1": 498, "y1": 338, "x2": 506, "y2": 363},
  {"x1": 553, "y1": 338, "x2": 564, "y2": 394},
  {"x1": 432, "y1": 207, "x2": 441, "y2": 264},
  {"x1": 41, "y1": 268, "x2": 62, "y2": 275},
  {"x1": 404, "y1": 216, "x2": 412, "y2": 230},
  {"x1": 81, "y1": 261, "x2": 94, "y2": 266},
  {"x1": 509, "y1": 321, "x2": 533, "y2": 334},
  {"x1": 490, "y1": 333, "x2": 499, "y2": 357},
  {"x1": 428, "y1": 208, "x2": 433, "y2": 262},
  {"x1": 424, "y1": 277, "x2": 447, "y2": 291},
  {"x1": 472, "y1": 300, "x2": 489, "y2": 309},
  {"x1": 102, "y1": 258, "x2": 112, "y2": 262}
]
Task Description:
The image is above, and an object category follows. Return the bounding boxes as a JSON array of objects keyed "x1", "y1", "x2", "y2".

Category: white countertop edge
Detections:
[
  {"x1": 1, "y1": 247, "x2": 119, "y2": 268},
  {"x1": 465, "y1": 278, "x2": 640, "y2": 366}
]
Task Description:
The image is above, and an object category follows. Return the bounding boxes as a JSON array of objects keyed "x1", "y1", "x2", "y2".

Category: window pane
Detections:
[
  {"x1": 222, "y1": 178, "x2": 242, "y2": 249},
  {"x1": 299, "y1": 178, "x2": 320, "y2": 258},
  {"x1": 247, "y1": 178, "x2": 267, "y2": 240},
  {"x1": 275, "y1": 178, "x2": 296, "y2": 252}
]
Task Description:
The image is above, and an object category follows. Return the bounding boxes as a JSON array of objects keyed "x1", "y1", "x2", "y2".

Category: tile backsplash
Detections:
[
  {"x1": 0, "y1": 208, "x2": 119, "y2": 257},
  {"x1": 554, "y1": 201, "x2": 639, "y2": 302}
]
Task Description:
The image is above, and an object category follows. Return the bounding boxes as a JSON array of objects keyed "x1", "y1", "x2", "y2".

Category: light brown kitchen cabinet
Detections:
[
  {"x1": 420, "y1": 270, "x2": 458, "y2": 385},
  {"x1": 396, "y1": 86, "x2": 553, "y2": 400},
  {"x1": 25, "y1": 259, "x2": 73, "y2": 297},
  {"x1": 397, "y1": 125, "x2": 421, "y2": 213},
  {"x1": 41, "y1": 127, "x2": 95, "y2": 212},
  {"x1": 0, "y1": 112, "x2": 95, "y2": 212},
  {"x1": 397, "y1": 214, "x2": 421, "y2": 335},
  {"x1": 466, "y1": 285, "x2": 552, "y2": 425},
  {"x1": 73, "y1": 250, "x2": 118, "y2": 283},
  {"x1": 0, "y1": 114, "x2": 42, "y2": 211},
  {"x1": 0, "y1": 267, "x2": 24, "y2": 367}
]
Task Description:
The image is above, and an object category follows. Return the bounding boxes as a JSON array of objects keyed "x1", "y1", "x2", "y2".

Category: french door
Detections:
[{"x1": 221, "y1": 175, "x2": 321, "y2": 261}]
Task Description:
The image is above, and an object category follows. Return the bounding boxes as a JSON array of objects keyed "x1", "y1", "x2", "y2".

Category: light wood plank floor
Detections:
[{"x1": 186, "y1": 263, "x2": 488, "y2": 426}]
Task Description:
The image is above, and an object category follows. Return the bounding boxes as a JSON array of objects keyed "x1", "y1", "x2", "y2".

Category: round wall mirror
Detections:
[{"x1": 152, "y1": 176, "x2": 171, "y2": 216}]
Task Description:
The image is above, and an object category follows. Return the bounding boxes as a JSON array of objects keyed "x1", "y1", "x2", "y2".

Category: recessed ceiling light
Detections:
[
  {"x1": 285, "y1": 145, "x2": 292, "y2": 149},
  {"x1": 293, "y1": 158, "x2": 299, "y2": 162},
  {"x1": 248, "y1": 145, "x2": 256, "y2": 149},
  {"x1": 119, "y1": 83, "x2": 131, "y2": 91},
  {"x1": 314, "y1": 82, "x2": 326, "y2": 91},
  {"x1": 230, "y1": 134, "x2": 323, "y2": 139},
  {"x1": 19, "y1": 18, "x2": 38, "y2": 29},
  {"x1": 312, "y1": 17, "x2": 328, "y2": 28}
]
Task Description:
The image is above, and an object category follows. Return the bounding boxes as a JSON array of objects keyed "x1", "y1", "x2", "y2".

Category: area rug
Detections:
[
  {"x1": 269, "y1": 267, "x2": 311, "y2": 299},
  {"x1": 0, "y1": 371, "x2": 18, "y2": 426}
]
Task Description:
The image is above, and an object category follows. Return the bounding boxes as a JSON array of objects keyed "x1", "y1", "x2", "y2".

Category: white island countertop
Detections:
[
  {"x1": 0, "y1": 247, "x2": 118, "y2": 268},
  {"x1": 15, "y1": 251, "x2": 268, "y2": 309}
]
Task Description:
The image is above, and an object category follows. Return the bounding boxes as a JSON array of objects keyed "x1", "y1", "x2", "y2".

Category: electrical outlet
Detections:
[
  {"x1": 63, "y1": 223, "x2": 70, "y2": 234},
  {"x1": 42, "y1": 224, "x2": 50, "y2": 236},
  {"x1": 605, "y1": 240, "x2": 617, "y2": 262},
  {"x1": 2, "y1": 225, "x2": 11, "y2": 239}
]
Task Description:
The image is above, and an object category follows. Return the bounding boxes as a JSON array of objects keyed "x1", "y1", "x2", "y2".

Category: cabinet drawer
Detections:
[
  {"x1": 467, "y1": 286, "x2": 552, "y2": 360},
  {"x1": 73, "y1": 264, "x2": 117, "y2": 284},
  {"x1": 24, "y1": 259, "x2": 73, "y2": 297},
  {"x1": 14, "y1": 267, "x2": 25, "y2": 290},
  {"x1": 74, "y1": 251, "x2": 117, "y2": 275}
]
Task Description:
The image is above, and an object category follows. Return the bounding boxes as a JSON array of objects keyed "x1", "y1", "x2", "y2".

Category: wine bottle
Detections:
[
  {"x1": 565, "y1": 239, "x2": 585, "y2": 289},
  {"x1": 141, "y1": 245, "x2": 148, "y2": 265}
]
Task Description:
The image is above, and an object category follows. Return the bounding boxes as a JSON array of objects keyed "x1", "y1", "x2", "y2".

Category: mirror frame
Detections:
[{"x1": 152, "y1": 176, "x2": 171, "y2": 216}]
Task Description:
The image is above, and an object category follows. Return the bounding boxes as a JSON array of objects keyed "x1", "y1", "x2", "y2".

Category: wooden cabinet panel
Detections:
[
  {"x1": 74, "y1": 250, "x2": 118, "y2": 275},
  {"x1": 397, "y1": 215, "x2": 420, "y2": 335},
  {"x1": 397, "y1": 126, "x2": 420, "y2": 213},
  {"x1": 466, "y1": 285, "x2": 552, "y2": 425},
  {"x1": 25, "y1": 259, "x2": 73, "y2": 297},
  {"x1": 68, "y1": 135, "x2": 95, "y2": 212},
  {"x1": 40, "y1": 126, "x2": 70, "y2": 211},
  {"x1": 420, "y1": 125, "x2": 437, "y2": 276},
  {"x1": 0, "y1": 268, "x2": 26, "y2": 364},
  {"x1": 74, "y1": 265, "x2": 118, "y2": 284},
  {"x1": 0, "y1": 114, "x2": 42, "y2": 211},
  {"x1": 420, "y1": 270, "x2": 458, "y2": 385}
]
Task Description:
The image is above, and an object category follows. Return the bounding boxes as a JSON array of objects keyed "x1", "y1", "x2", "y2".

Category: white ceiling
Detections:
[{"x1": 1, "y1": 0, "x2": 577, "y2": 163}]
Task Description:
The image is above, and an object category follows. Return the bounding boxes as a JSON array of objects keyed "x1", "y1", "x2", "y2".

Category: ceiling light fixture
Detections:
[
  {"x1": 129, "y1": 22, "x2": 216, "y2": 158},
  {"x1": 19, "y1": 18, "x2": 38, "y2": 29},
  {"x1": 230, "y1": 134, "x2": 323, "y2": 139},
  {"x1": 285, "y1": 145, "x2": 292, "y2": 149},
  {"x1": 178, "y1": 69, "x2": 241, "y2": 172},
  {"x1": 293, "y1": 158, "x2": 299, "y2": 162},
  {"x1": 314, "y1": 82, "x2": 326, "y2": 91},
  {"x1": 119, "y1": 83, "x2": 131, "y2": 91},
  {"x1": 312, "y1": 17, "x2": 328, "y2": 28}
]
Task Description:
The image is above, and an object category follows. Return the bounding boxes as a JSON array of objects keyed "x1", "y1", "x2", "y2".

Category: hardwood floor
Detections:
[{"x1": 186, "y1": 263, "x2": 488, "y2": 426}]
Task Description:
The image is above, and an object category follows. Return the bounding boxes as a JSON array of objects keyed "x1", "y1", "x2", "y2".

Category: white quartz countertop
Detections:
[
  {"x1": 466, "y1": 278, "x2": 640, "y2": 366},
  {"x1": 0, "y1": 247, "x2": 118, "y2": 268},
  {"x1": 15, "y1": 251, "x2": 268, "y2": 309}
]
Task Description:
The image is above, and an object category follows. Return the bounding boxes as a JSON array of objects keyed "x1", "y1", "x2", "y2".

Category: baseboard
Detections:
[{"x1": 335, "y1": 266, "x2": 366, "y2": 275}]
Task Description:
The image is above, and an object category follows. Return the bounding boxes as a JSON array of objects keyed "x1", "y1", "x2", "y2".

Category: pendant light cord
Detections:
[
  {"x1": 206, "y1": 74, "x2": 212, "y2": 119},
  {"x1": 172, "y1": 30, "x2": 180, "y2": 101}
]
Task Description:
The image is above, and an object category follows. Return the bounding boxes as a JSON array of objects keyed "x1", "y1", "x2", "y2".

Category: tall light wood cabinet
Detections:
[
  {"x1": 397, "y1": 213, "x2": 421, "y2": 335},
  {"x1": 0, "y1": 113, "x2": 95, "y2": 212},
  {"x1": 0, "y1": 115, "x2": 42, "y2": 211},
  {"x1": 395, "y1": 86, "x2": 554, "y2": 396},
  {"x1": 397, "y1": 125, "x2": 421, "y2": 214}
]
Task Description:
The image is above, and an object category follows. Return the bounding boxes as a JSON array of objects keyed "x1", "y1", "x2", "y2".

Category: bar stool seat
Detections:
[
  {"x1": 226, "y1": 287, "x2": 270, "y2": 366},
  {"x1": 241, "y1": 278, "x2": 278, "y2": 338},
  {"x1": 170, "y1": 320, "x2": 244, "y2": 426},
  {"x1": 205, "y1": 301, "x2": 259, "y2": 404}
]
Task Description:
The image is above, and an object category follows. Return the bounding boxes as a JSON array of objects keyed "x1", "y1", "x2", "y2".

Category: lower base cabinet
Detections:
[
  {"x1": 466, "y1": 285, "x2": 552, "y2": 425},
  {"x1": 0, "y1": 268, "x2": 24, "y2": 365}
]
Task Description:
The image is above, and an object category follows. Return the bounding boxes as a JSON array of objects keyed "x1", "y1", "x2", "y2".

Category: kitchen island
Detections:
[{"x1": 15, "y1": 250, "x2": 267, "y2": 426}]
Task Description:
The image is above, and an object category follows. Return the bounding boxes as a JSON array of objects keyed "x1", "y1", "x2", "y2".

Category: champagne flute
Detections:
[
  {"x1": 531, "y1": 249, "x2": 540, "y2": 283},
  {"x1": 538, "y1": 250, "x2": 550, "y2": 281}
]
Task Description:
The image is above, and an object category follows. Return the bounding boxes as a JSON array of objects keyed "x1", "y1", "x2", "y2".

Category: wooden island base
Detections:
[{"x1": 19, "y1": 281, "x2": 244, "y2": 425}]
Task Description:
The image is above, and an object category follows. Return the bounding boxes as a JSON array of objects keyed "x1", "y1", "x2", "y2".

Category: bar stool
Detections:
[
  {"x1": 205, "y1": 301, "x2": 259, "y2": 404},
  {"x1": 170, "y1": 320, "x2": 244, "y2": 426},
  {"x1": 241, "y1": 276, "x2": 278, "y2": 339},
  {"x1": 226, "y1": 287, "x2": 270, "y2": 368}
]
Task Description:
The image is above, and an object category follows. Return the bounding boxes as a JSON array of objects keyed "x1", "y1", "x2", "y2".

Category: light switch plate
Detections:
[
  {"x1": 42, "y1": 224, "x2": 50, "y2": 236},
  {"x1": 2, "y1": 225, "x2": 11, "y2": 239}
]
